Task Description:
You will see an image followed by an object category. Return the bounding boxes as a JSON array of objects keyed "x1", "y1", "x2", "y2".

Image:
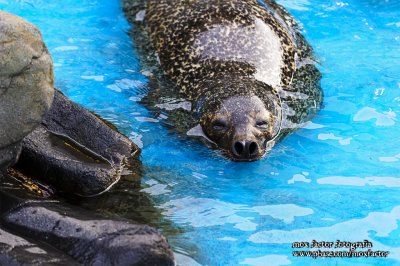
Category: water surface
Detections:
[{"x1": 1, "y1": 0, "x2": 400, "y2": 265}]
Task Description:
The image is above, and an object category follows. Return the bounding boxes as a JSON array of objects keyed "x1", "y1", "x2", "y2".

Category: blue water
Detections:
[{"x1": 1, "y1": 0, "x2": 400, "y2": 265}]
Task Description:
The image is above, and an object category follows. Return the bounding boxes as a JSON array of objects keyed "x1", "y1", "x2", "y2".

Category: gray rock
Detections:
[
  {"x1": 15, "y1": 90, "x2": 141, "y2": 197},
  {"x1": 0, "y1": 11, "x2": 54, "y2": 170},
  {"x1": 0, "y1": 143, "x2": 21, "y2": 172},
  {"x1": 0, "y1": 185, "x2": 174, "y2": 265},
  {"x1": 43, "y1": 90, "x2": 139, "y2": 169},
  {"x1": 0, "y1": 11, "x2": 139, "y2": 196},
  {"x1": 0, "y1": 227, "x2": 79, "y2": 265},
  {"x1": 16, "y1": 125, "x2": 120, "y2": 197}
]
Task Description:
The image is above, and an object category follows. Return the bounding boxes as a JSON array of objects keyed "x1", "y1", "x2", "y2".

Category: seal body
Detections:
[{"x1": 126, "y1": 0, "x2": 322, "y2": 161}]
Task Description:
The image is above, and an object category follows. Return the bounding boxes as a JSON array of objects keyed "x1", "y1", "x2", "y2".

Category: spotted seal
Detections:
[{"x1": 124, "y1": 0, "x2": 323, "y2": 161}]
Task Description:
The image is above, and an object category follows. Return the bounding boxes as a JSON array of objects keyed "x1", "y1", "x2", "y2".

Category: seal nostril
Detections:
[
  {"x1": 233, "y1": 141, "x2": 245, "y2": 156},
  {"x1": 248, "y1": 142, "x2": 259, "y2": 156}
]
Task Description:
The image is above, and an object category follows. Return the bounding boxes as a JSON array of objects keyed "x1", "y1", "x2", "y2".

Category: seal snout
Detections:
[{"x1": 231, "y1": 140, "x2": 260, "y2": 161}]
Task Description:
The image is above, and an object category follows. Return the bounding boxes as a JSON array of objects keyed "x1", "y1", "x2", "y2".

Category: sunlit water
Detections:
[{"x1": 1, "y1": 0, "x2": 400, "y2": 265}]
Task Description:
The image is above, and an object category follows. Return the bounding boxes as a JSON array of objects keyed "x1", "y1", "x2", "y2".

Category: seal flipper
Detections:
[{"x1": 187, "y1": 124, "x2": 217, "y2": 146}]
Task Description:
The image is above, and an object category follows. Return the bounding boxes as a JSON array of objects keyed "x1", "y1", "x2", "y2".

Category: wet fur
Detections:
[{"x1": 123, "y1": 0, "x2": 323, "y2": 154}]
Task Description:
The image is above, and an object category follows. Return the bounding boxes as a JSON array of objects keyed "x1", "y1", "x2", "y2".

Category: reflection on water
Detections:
[
  {"x1": 1, "y1": 0, "x2": 400, "y2": 265},
  {"x1": 159, "y1": 197, "x2": 314, "y2": 230},
  {"x1": 317, "y1": 176, "x2": 400, "y2": 187},
  {"x1": 240, "y1": 255, "x2": 291, "y2": 266},
  {"x1": 249, "y1": 206, "x2": 400, "y2": 258}
]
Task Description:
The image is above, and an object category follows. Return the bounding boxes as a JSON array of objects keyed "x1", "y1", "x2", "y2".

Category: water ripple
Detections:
[{"x1": 248, "y1": 206, "x2": 400, "y2": 260}]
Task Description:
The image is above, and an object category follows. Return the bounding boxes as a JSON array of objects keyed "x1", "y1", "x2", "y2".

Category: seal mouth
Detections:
[{"x1": 224, "y1": 148, "x2": 266, "y2": 162}]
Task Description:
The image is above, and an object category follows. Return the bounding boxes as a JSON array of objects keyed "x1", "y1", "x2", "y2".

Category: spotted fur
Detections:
[
  {"x1": 146, "y1": 0, "x2": 296, "y2": 96},
  {"x1": 123, "y1": 0, "x2": 322, "y2": 142}
]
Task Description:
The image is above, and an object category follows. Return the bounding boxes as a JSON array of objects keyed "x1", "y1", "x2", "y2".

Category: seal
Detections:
[{"x1": 124, "y1": 0, "x2": 323, "y2": 161}]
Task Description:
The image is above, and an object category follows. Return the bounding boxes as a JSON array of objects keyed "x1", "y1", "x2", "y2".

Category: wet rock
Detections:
[
  {"x1": 0, "y1": 186, "x2": 175, "y2": 265},
  {"x1": 0, "y1": 143, "x2": 21, "y2": 173},
  {"x1": 0, "y1": 11, "x2": 54, "y2": 171},
  {"x1": 16, "y1": 126, "x2": 120, "y2": 197},
  {"x1": 0, "y1": 228, "x2": 78, "y2": 266},
  {"x1": 15, "y1": 90, "x2": 141, "y2": 197}
]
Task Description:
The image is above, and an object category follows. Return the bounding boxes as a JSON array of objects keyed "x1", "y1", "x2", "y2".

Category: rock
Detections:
[
  {"x1": 0, "y1": 180, "x2": 174, "y2": 265},
  {"x1": 0, "y1": 11, "x2": 171, "y2": 266},
  {"x1": 0, "y1": 143, "x2": 21, "y2": 173},
  {"x1": 44, "y1": 90, "x2": 139, "y2": 170},
  {"x1": 0, "y1": 11, "x2": 139, "y2": 196},
  {"x1": 0, "y1": 228, "x2": 79, "y2": 265},
  {"x1": 0, "y1": 11, "x2": 54, "y2": 171},
  {"x1": 14, "y1": 90, "x2": 141, "y2": 197},
  {"x1": 15, "y1": 126, "x2": 120, "y2": 197}
]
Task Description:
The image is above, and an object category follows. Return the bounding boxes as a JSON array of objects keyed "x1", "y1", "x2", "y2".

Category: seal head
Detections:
[{"x1": 197, "y1": 79, "x2": 282, "y2": 161}]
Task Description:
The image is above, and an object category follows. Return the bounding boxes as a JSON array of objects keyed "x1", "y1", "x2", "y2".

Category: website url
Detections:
[{"x1": 292, "y1": 249, "x2": 389, "y2": 259}]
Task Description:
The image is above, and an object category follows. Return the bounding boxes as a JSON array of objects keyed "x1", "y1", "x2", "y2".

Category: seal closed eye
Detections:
[{"x1": 124, "y1": 0, "x2": 323, "y2": 161}]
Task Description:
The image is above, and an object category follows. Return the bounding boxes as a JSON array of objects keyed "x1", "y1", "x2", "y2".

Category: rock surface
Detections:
[
  {"x1": 0, "y1": 227, "x2": 79, "y2": 265},
  {"x1": 0, "y1": 11, "x2": 54, "y2": 170},
  {"x1": 0, "y1": 180, "x2": 174, "y2": 265},
  {"x1": 0, "y1": 143, "x2": 21, "y2": 174},
  {"x1": 15, "y1": 90, "x2": 141, "y2": 197}
]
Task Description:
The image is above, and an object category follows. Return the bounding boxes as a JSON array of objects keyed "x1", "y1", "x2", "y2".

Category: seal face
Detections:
[
  {"x1": 200, "y1": 95, "x2": 280, "y2": 161},
  {"x1": 127, "y1": 0, "x2": 323, "y2": 161}
]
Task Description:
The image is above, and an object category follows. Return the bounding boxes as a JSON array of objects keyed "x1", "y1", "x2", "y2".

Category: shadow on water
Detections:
[
  {"x1": 65, "y1": 165, "x2": 203, "y2": 261},
  {"x1": 5, "y1": 160, "x2": 202, "y2": 262}
]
